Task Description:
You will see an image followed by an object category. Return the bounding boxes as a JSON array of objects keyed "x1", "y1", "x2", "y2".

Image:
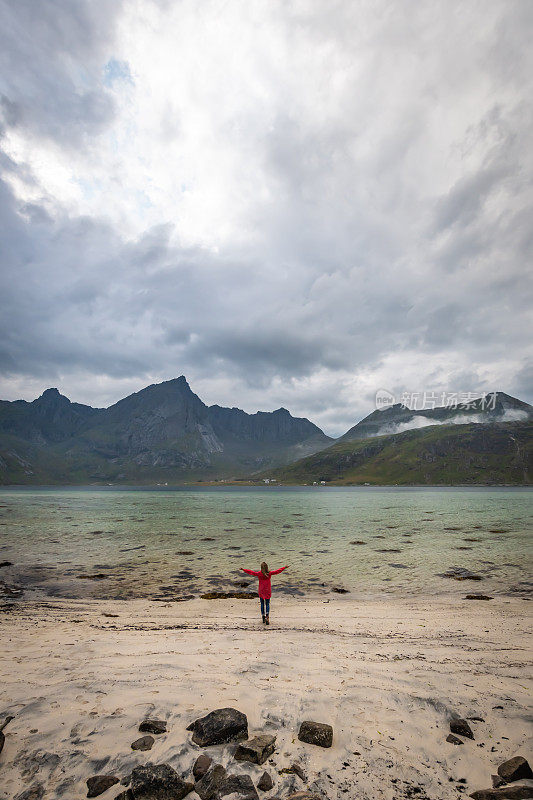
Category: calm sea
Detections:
[{"x1": 0, "y1": 487, "x2": 531, "y2": 601}]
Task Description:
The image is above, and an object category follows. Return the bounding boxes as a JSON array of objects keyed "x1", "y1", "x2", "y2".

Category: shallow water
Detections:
[{"x1": 0, "y1": 486, "x2": 531, "y2": 601}]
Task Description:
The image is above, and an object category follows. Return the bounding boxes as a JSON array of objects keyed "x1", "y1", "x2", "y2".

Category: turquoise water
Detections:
[{"x1": 0, "y1": 487, "x2": 531, "y2": 600}]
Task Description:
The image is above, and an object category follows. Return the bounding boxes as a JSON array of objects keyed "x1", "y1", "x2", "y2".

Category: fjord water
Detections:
[{"x1": 0, "y1": 487, "x2": 531, "y2": 601}]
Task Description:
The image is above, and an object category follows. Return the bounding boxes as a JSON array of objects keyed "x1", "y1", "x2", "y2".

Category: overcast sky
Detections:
[{"x1": 1, "y1": 0, "x2": 532, "y2": 436}]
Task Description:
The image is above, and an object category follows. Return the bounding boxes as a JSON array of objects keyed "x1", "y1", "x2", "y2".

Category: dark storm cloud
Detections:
[{"x1": 0, "y1": 0, "x2": 532, "y2": 434}]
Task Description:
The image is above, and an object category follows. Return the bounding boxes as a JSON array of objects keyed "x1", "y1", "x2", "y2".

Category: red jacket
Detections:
[{"x1": 242, "y1": 566, "x2": 287, "y2": 599}]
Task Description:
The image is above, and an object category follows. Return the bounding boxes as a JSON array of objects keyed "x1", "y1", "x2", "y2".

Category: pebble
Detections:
[{"x1": 446, "y1": 734, "x2": 464, "y2": 745}]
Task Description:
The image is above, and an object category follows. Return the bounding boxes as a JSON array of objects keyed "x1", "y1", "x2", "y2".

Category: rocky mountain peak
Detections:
[{"x1": 33, "y1": 387, "x2": 72, "y2": 411}]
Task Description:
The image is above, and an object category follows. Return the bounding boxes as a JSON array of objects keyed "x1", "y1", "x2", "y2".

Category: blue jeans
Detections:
[{"x1": 260, "y1": 598, "x2": 270, "y2": 616}]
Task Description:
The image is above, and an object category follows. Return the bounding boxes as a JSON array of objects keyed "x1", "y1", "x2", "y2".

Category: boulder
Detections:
[
  {"x1": 214, "y1": 774, "x2": 259, "y2": 799},
  {"x1": 193, "y1": 754, "x2": 213, "y2": 781},
  {"x1": 130, "y1": 764, "x2": 193, "y2": 800},
  {"x1": 257, "y1": 772, "x2": 273, "y2": 791},
  {"x1": 234, "y1": 734, "x2": 276, "y2": 765},
  {"x1": 87, "y1": 775, "x2": 120, "y2": 797},
  {"x1": 131, "y1": 736, "x2": 155, "y2": 751},
  {"x1": 195, "y1": 764, "x2": 227, "y2": 800},
  {"x1": 450, "y1": 718, "x2": 474, "y2": 739},
  {"x1": 446, "y1": 734, "x2": 464, "y2": 745},
  {"x1": 469, "y1": 788, "x2": 533, "y2": 799},
  {"x1": 139, "y1": 719, "x2": 167, "y2": 735},
  {"x1": 187, "y1": 708, "x2": 248, "y2": 746},
  {"x1": 297, "y1": 721, "x2": 333, "y2": 748},
  {"x1": 498, "y1": 757, "x2": 533, "y2": 783}
]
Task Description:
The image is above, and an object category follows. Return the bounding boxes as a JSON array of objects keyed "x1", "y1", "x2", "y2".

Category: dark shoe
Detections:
[
  {"x1": 262, "y1": 615, "x2": 266, "y2": 624},
  {"x1": 265, "y1": 615, "x2": 270, "y2": 625}
]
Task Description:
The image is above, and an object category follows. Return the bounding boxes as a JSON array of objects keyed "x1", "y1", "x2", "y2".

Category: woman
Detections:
[{"x1": 240, "y1": 562, "x2": 288, "y2": 625}]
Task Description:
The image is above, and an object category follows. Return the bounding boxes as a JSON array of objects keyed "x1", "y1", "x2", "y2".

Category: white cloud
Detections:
[
  {"x1": 0, "y1": 0, "x2": 532, "y2": 436},
  {"x1": 372, "y1": 407, "x2": 530, "y2": 439}
]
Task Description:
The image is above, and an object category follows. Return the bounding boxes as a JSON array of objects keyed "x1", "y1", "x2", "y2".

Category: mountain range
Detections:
[
  {"x1": 339, "y1": 392, "x2": 532, "y2": 441},
  {"x1": 0, "y1": 380, "x2": 531, "y2": 485},
  {"x1": 0, "y1": 377, "x2": 332, "y2": 484},
  {"x1": 269, "y1": 392, "x2": 532, "y2": 485}
]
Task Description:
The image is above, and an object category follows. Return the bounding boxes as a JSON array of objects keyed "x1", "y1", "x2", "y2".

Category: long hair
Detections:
[{"x1": 260, "y1": 561, "x2": 269, "y2": 577}]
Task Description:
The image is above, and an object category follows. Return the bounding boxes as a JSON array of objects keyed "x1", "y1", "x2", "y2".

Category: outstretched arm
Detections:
[
  {"x1": 270, "y1": 565, "x2": 288, "y2": 575},
  {"x1": 241, "y1": 568, "x2": 260, "y2": 576}
]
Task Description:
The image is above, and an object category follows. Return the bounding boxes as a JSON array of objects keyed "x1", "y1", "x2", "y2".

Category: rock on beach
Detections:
[
  {"x1": 446, "y1": 733, "x2": 464, "y2": 745},
  {"x1": 297, "y1": 721, "x2": 333, "y2": 748},
  {"x1": 139, "y1": 719, "x2": 167, "y2": 734},
  {"x1": 193, "y1": 754, "x2": 213, "y2": 781},
  {"x1": 131, "y1": 735, "x2": 154, "y2": 751},
  {"x1": 195, "y1": 764, "x2": 227, "y2": 799},
  {"x1": 497, "y1": 757, "x2": 533, "y2": 783},
  {"x1": 469, "y1": 787, "x2": 533, "y2": 799},
  {"x1": 214, "y1": 774, "x2": 259, "y2": 799},
  {"x1": 450, "y1": 717, "x2": 474, "y2": 739},
  {"x1": 130, "y1": 763, "x2": 193, "y2": 800},
  {"x1": 187, "y1": 708, "x2": 248, "y2": 746},
  {"x1": 234, "y1": 734, "x2": 276, "y2": 764},
  {"x1": 257, "y1": 771, "x2": 273, "y2": 791},
  {"x1": 86, "y1": 775, "x2": 120, "y2": 797}
]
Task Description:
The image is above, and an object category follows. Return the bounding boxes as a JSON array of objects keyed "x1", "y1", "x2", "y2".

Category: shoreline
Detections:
[
  {"x1": 2, "y1": 484, "x2": 533, "y2": 490},
  {"x1": 3, "y1": 567, "x2": 532, "y2": 606},
  {"x1": 2, "y1": 583, "x2": 532, "y2": 606},
  {"x1": 1, "y1": 594, "x2": 532, "y2": 799}
]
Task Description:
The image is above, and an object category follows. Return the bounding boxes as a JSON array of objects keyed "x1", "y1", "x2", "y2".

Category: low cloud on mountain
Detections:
[{"x1": 375, "y1": 408, "x2": 530, "y2": 439}]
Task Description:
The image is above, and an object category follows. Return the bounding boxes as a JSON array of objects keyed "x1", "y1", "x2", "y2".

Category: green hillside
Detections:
[{"x1": 269, "y1": 421, "x2": 533, "y2": 485}]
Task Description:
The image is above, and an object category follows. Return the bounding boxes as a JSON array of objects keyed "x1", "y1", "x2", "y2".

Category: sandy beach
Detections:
[{"x1": 1, "y1": 593, "x2": 532, "y2": 799}]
